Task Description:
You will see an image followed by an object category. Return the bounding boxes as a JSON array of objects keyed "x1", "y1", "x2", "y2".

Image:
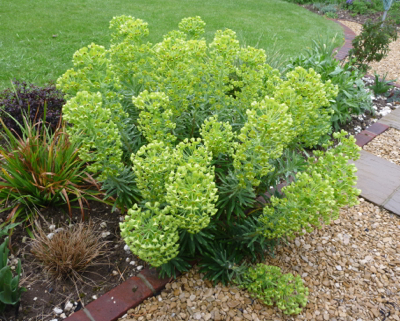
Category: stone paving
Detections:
[{"x1": 354, "y1": 108, "x2": 400, "y2": 216}]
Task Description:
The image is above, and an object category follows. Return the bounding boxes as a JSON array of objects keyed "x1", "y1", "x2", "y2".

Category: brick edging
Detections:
[
  {"x1": 355, "y1": 122, "x2": 390, "y2": 147},
  {"x1": 65, "y1": 268, "x2": 175, "y2": 321},
  {"x1": 332, "y1": 19, "x2": 357, "y2": 60}
]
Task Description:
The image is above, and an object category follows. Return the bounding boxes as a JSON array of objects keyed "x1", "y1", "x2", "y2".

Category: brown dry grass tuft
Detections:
[{"x1": 30, "y1": 221, "x2": 108, "y2": 280}]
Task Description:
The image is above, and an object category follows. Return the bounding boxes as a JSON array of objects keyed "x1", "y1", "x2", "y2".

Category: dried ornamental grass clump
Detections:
[{"x1": 30, "y1": 222, "x2": 108, "y2": 280}]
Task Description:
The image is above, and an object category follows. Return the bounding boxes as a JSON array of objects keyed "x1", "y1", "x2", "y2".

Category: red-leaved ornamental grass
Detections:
[{"x1": 0, "y1": 118, "x2": 104, "y2": 223}]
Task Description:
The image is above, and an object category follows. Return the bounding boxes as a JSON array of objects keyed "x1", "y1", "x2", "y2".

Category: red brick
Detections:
[
  {"x1": 365, "y1": 122, "x2": 389, "y2": 135},
  {"x1": 139, "y1": 268, "x2": 172, "y2": 292},
  {"x1": 355, "y1": 131, "x2": 376, "y2": 147},
  {"x1": 84, "y1": 276, "x2": 153, "y2": 321},
  {"x1": 333, "y1": 20, "x2": 357, "y2": 61},
  {"x1": 64, "y1": 310, "x2": 90, "y2": 321}
]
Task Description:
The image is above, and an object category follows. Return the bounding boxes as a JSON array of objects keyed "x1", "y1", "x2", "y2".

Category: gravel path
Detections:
[
  {"x1": 339, "y1": 20, "x2": 400, "y2": 82},
  {"x1": 121, "y1": 200, "x2": 400, "y2": 321},
  {"x1": 364, "y1": 128, "x2": 400, "y2": 165}
]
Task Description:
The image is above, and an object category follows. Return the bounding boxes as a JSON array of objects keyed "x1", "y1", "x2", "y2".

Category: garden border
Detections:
[{"x1": 330, "y1": 19, "x2": 400, "y2": 147}]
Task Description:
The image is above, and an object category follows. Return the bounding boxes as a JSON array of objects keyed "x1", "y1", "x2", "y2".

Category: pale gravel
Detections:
[
  {"x1": 339, "y1": 20, "x2": 400, "y2": 81},
  {"x1": 121, "y1": 199, "x2": 400, "y2": 321},
  {"x1": 363, "y1": 127, "x2": 400, "y2": 165}
]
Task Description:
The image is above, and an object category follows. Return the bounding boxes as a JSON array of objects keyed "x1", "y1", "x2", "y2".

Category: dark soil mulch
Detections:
[
  {"x1": 0, "y1": 201, "x2": 146, "y2": 321},
  {"x1": 302, "y1": 4, "x2": 389, "y2": 25}
]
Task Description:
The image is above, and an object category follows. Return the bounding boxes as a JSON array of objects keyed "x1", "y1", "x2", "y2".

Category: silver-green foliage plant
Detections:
[
  {"x1": 57, "y1": 16, "x2": 361, "y2": 290},
  {"x1": 0, "y1": 237, "x2": 26, "y2": 312}
]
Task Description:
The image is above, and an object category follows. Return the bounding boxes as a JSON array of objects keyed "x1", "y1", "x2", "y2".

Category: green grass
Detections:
[{"x1": 0, "y1": 0, "x2": 343, "y2": 90}]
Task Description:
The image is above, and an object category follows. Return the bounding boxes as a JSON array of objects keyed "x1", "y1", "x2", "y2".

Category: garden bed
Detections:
[
  {"x1": 2, "y1": 8, "x2": 400, "y2": 321},
  {"x1": 0, "y1": 202, "x2": 145, "y2": 321},
  {"x1": 342, "y1": 77, "x2": 400, "y2": 135}
]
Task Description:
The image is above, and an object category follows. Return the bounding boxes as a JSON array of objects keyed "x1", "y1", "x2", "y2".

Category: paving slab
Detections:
[
  {"x1": 383, "y1": 187, "x2": 400, "y2": 215},
  {"x1": 352, "y1": 150, "x2": 400, "y2": 207},
  {"x1": 379, "y1": 107, "x2": 400, "y2": 131}
]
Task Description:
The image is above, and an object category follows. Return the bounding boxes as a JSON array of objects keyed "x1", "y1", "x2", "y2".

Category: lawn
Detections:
[{"x1": 0, "y1": 0, "x2": 343, "y2": 90}]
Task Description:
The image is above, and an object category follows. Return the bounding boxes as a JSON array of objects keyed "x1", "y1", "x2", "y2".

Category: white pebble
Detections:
[
  {"x1": 64, "y1": 302, "x2": 73, "y2": 311},
  {"x1": 49, "y1": 224, "x2": 56, "y2": 231},
  {"x1": 126, "y1": 257, "x2": 131, "y2": 263},
  {"x1": 33, "y1": 297, "x2": 37, "y2": 301},
  {"x1": 100, "y1": 222, "x2": 107, "y2": 229},
  {"x1": 92, "y1": 295, "x2": 98, "y2": 300},
  {"x1": 53, "y1": 307, "x2": 63, "y2": 315},
  {"x1": 60, "y1": 313, "x2": 66, "y2": 319},
  {"x1": 101, "y1": 231, "x2": 110, "y2": 238},
  {"x1": 137, "y1": 265, "x2": 143, "y2": 271},
  {"x1": 124, "y1": 244, "x2": 131, "y2": 252},
  {"x1": 47, "y1": 233, "x2": 55, "y2": 239},
  {"x1": 129, "y1": 261, "x2": 136, "y2": 266},
  {"x1": 336, "y1": 265, "x2": 342, "y2": 271}
]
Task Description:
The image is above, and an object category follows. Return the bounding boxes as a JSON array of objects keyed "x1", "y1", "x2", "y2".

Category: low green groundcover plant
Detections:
[
  {"x1": 370, "y1": 72, "x2": 396, "y2": 95},
  {"x1": 0, "y1": 237, "x2": 26, "y2": 312},
  {"x1": 57, "y1": 16, "x2": 361, "y2": 314},
  {"x1": 237, "y1": 265, "x2": 309, "y2": 315}
]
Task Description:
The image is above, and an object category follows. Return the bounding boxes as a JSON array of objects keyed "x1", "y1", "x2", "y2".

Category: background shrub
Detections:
[{"x1": 348, "y1": 19, "x2": 399, "y2": 72}]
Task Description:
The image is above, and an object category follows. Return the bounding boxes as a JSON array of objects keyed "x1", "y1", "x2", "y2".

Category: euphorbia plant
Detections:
[{"x1": 58, "y1": 16, "x2": 361, "y2": 314}]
